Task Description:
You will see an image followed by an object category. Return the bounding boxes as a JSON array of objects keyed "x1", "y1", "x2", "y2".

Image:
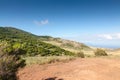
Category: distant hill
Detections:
[{"x1": 38, "y1": 36, "x2": 92, "y2": 53}]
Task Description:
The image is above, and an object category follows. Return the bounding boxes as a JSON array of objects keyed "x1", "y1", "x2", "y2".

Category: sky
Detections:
[{"x1": 0, "y1": 0, "x2": 120, "y2": 48}]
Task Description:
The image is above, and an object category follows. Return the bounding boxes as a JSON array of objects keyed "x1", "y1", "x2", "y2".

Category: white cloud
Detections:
[
  {"x1": 98, "y1": 33, "x2": 120, "y2": 40},
  {"x1": 115, "y1": 33, "x2": 120, "y2": 39},
  {"x1": 99, "y1": 34, "x2": 113, "y2": 40},
  {"x1": 34, "y1": 19, "x2": 49, "y2": 26}
]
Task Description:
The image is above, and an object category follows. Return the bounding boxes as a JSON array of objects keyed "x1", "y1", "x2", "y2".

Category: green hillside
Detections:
[{"x1": 0, "y1": 27, "x2": 74, "y2": 56}]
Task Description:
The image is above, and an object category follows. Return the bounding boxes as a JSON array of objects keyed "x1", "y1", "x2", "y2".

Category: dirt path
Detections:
[{"x1": 17, "y1": 58, "x2": 120, "y2": 80}]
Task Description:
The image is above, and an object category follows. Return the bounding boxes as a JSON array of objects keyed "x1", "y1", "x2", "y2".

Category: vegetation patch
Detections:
[{"x1": 94, "y1": 48, "x2": 108, "y2": 56}]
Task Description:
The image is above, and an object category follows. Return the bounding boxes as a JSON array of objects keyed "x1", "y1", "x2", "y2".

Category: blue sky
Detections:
[{"x1": 0, "y1": 0, "x2": 120, "y2": 48}]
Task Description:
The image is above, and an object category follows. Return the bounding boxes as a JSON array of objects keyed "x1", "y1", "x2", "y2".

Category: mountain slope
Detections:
[
  {"x1": 39, "y1": 36, "x2": 92, "y2": 53},
  {"x1": 0, "y1": 27, "x2": 74, "y2": 56},
  {"x1": 0, "y1": 27, "x2": 92, "y2": 55}
]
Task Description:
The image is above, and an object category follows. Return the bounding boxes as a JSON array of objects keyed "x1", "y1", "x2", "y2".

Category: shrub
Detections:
[
  {"x1": 0, "y1": 44, "x2": 26, "y2": 80},
  {"x1": 76, "y1": 51, "x2": 85, "y2": 58},
  {"x1": 94, "y1": 48, "x2": 108, "y2": 56}
]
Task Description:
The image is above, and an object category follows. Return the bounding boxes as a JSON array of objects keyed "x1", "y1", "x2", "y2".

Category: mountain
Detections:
[
  {"x1": 0, "y1": 27, "x2": 92, "y2": 56},
  {"x1": 0, "y1": 27, "x2": 74, "y2": 56}
]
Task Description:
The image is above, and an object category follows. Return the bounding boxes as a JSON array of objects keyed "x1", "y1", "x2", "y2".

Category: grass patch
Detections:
[{"x1": 24, "y1": 56, "x2": 76, "y2": 65}]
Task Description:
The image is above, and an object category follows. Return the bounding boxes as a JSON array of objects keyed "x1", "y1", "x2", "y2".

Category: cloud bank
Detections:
[{"x1": 98, "y1": 33, "x2": 120, "y2": 40}]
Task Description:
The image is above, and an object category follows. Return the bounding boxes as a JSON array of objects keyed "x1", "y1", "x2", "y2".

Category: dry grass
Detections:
[
  {"x1": 84, "y1": 50, "x2": 120, "y2": 58},
  {"x1": 23, "y1": 49, "x2": 120, "y2": 66},
  {"x1": 24, "y1": 56, "x2": 76, "y2": 65},
  {"x1": 43, "y1": 40, "x2": 91, "y2": 51}
]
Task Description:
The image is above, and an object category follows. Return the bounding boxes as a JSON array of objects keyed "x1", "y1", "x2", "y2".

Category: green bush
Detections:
[
  {"x1": 0, "y1": 45, "x2": 26, "y2": 80},
  {"x1": 76, "y1": 51, "x2": 85, "y2": 58},
  {"x1": 94, "y1": 48, "x2": 108, "y2": 56}
]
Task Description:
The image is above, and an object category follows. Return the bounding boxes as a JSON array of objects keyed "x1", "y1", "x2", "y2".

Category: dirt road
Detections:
[{"x1": 17, "y1": 58, "x2": 120, "y2": 80}]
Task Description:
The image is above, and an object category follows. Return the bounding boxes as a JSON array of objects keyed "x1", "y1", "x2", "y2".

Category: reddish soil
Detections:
[{"x1": 17, "y1": 58, "x2": 120, "y2": 80}]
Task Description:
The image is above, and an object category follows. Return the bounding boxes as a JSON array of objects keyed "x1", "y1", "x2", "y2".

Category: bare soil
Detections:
[{"x1": 17, "y1": 58, "x2": 120, "y2": 80}]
